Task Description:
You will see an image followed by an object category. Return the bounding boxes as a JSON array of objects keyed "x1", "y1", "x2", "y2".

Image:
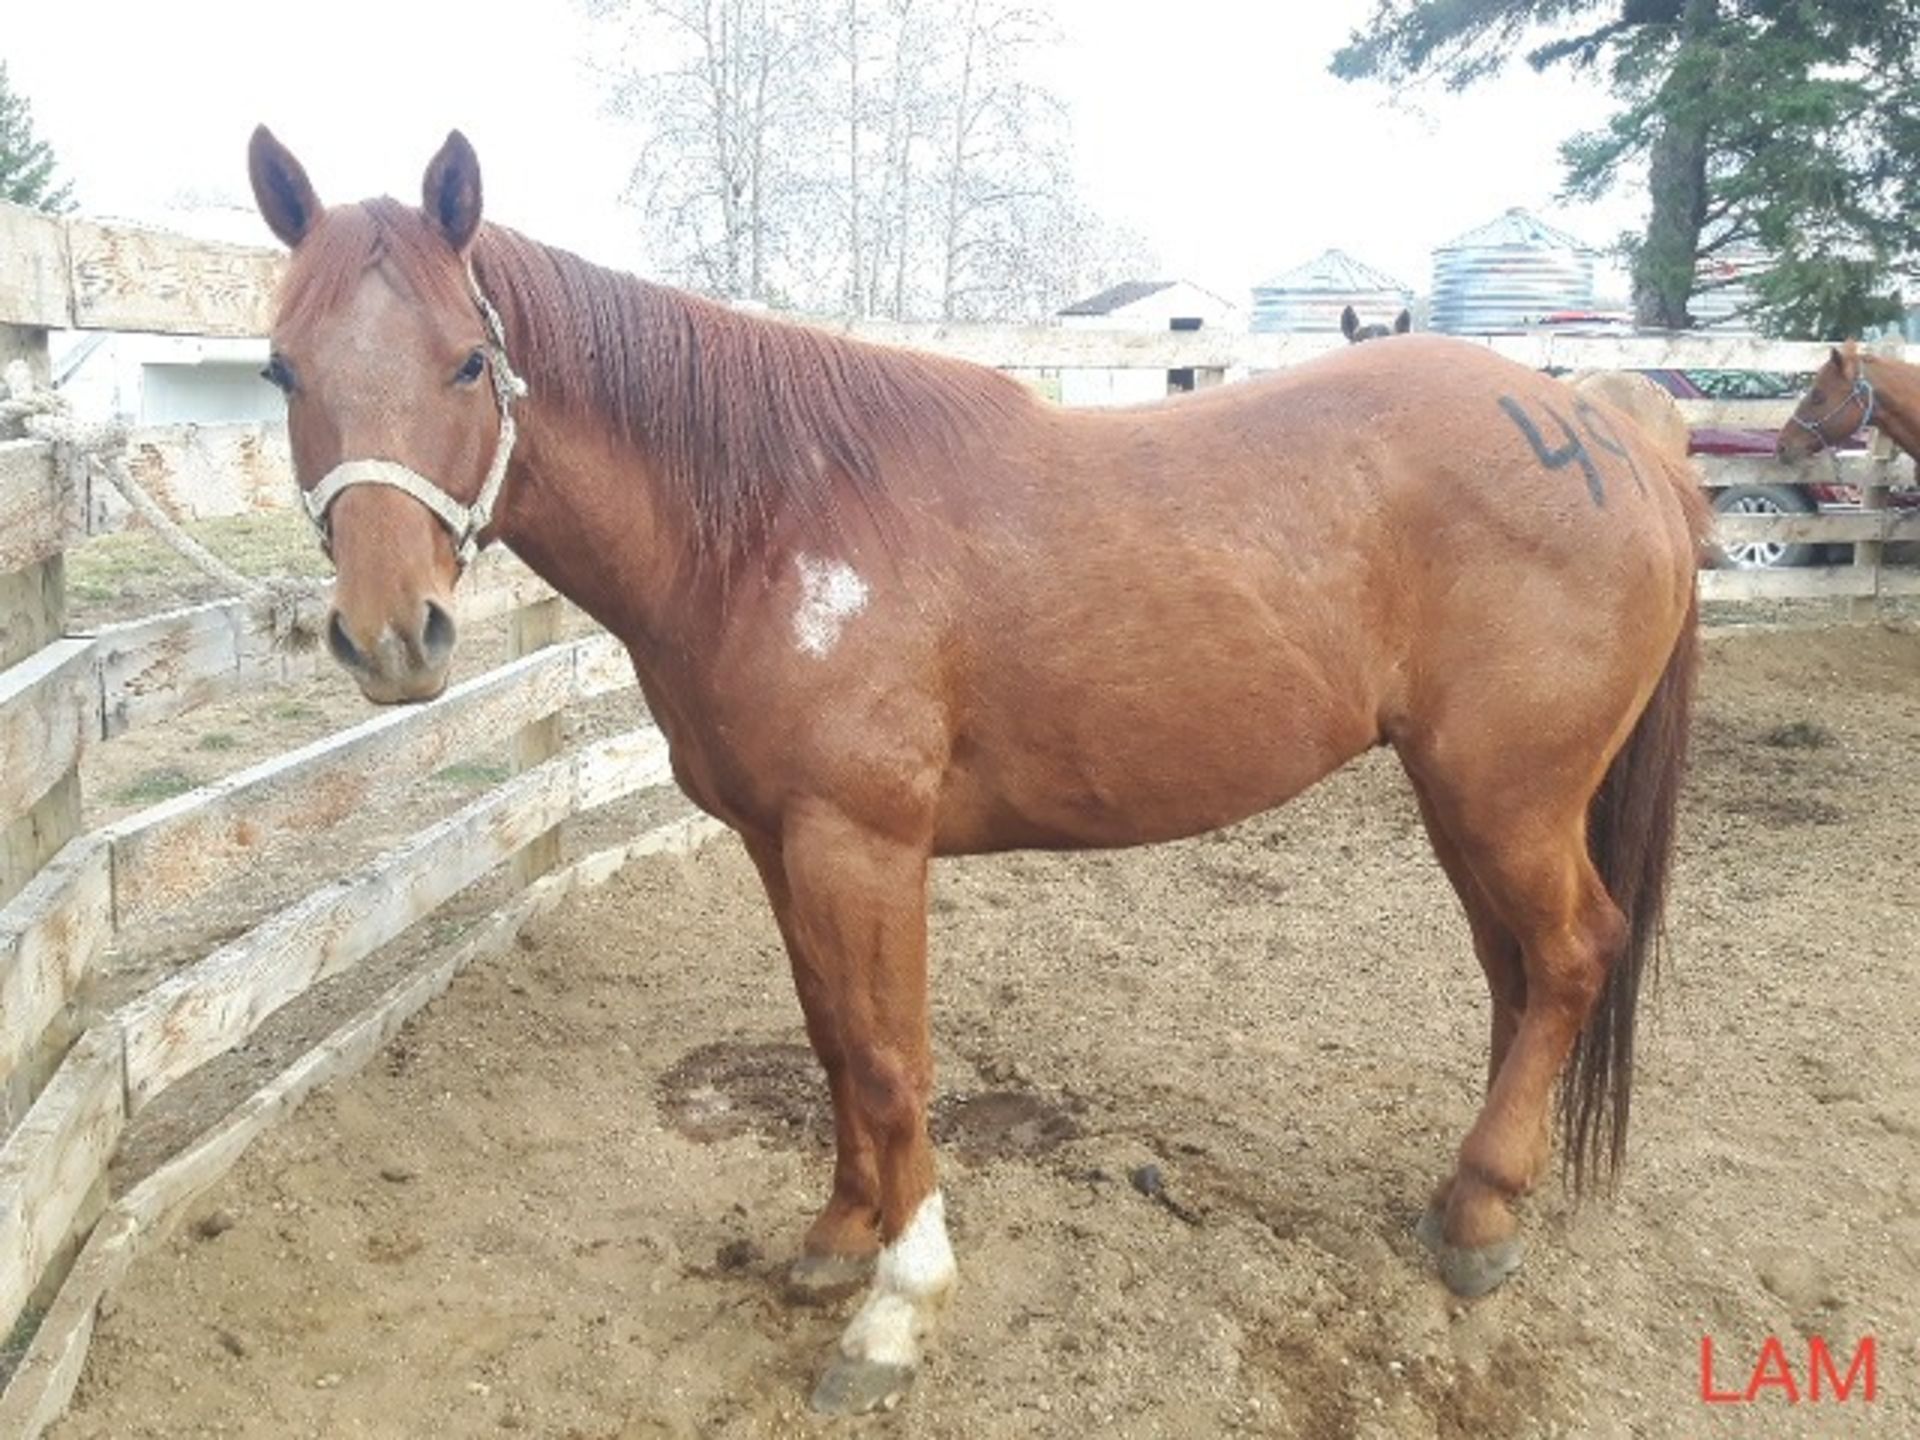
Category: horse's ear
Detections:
[
  {"x1": 421, "y1": 130, "x2": 484, "y2": 254},
  {"x1": 248, "y1": 125, "x2": 322, "y2": 249},
  {"x1": 1394, "y1": 309, "x2": 1412, "y2": 334},
  {"x1": 1341, "y1": 306, "x2": 1360, "y2": 341}
]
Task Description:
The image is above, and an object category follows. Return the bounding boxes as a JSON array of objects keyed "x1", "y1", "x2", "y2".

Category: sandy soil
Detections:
[{"x1": 51, "y1": 624, "x2": 1920, "y2": 1439}]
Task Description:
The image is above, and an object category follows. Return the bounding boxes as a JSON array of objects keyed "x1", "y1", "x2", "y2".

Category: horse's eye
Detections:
[
  {"x1": 261, "y1": 355, "x2": 295, "y2": 392},
  {"x1": 455, "y1": 349, "x2": 487, "y2": 386}
]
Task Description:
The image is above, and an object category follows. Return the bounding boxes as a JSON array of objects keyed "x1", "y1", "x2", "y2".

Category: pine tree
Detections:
[
  {"x1": 0, "y1": 62, "x2": 75, "y2": 214},
  {"x1": 1333, "y1": 1, "x2": 1920, "y2": 338}
]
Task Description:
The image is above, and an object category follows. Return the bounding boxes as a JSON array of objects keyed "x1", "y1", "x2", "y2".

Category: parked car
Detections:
[{"x1": 1633, "y1": 369, "x2": 1918, "y2": 569}]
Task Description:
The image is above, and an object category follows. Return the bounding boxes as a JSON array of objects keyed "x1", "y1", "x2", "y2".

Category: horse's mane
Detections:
[{"x1": 276, "y1": 197, "x2": 1032, "y2": 562}]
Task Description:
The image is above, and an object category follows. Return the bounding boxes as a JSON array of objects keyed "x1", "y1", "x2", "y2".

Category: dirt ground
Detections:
[{"x1": 48, "y1": 623, "x2": 1920, "y2": 1440}]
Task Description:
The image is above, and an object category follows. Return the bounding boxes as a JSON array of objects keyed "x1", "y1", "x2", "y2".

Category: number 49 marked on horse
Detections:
[{"x1": 247, "y1": 124, "x2": 1708, "y2": 1414}]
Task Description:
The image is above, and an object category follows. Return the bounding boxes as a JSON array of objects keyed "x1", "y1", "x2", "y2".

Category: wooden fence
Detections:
[
  {"x1": 0, "y1": 198, "x2": 1915, "y2": 1433},
  {"x1": 0, "y1": 202, "x2": 725, "y2": 1433}
]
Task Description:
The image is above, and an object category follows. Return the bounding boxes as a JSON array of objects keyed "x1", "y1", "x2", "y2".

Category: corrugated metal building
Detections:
[
  {"x1": 1250, "y1": 249, "x2": 1412, "y2": 334},
  {"x1": 1430, "y1": 208, "x2": 1596, "y2": 334}
]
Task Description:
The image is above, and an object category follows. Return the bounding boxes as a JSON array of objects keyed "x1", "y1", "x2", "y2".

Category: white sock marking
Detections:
[
  {"x1": 793, "y1": 555, "x2": 869, "y2": 658},
  {"x1": 838, "y1": 1191, "x2": 956, "y2": 1368}
]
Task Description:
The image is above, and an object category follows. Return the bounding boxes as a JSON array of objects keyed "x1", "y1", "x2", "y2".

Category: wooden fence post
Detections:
[
  {"x1": 2, "y1": 321, "x2": 81, "y2": 916},
  {"x1": 0, "y1": 318, "x2": 92, "y2": 1238},
  {"x1": 508, "y1": 595, "x2": 565, "y2": 887},
  {"x1": 2, "y1": 316, "x2": 84, "y2": 1009},
  {"x1": 1849, "y1": 428, "x2": 1896, "y2": 623}
]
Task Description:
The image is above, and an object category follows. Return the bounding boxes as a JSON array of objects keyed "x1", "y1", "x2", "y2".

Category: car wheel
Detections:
[{"x1": 1710, "y1": 485, "x2": 1819, "y2": 570}]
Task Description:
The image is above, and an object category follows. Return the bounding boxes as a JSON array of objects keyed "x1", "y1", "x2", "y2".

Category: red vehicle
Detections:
[{"x1": 1634, "y1": 369, "x2": 1913, "y2": 569}]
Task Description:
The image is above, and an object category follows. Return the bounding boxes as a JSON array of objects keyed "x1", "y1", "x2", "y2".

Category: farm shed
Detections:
[
  {"x1": 50, "y1": 206, "x2": 283, "y2": 427},
  {"x1": 1054, "y1": 279, "x2": 1243, "y2": 407}
]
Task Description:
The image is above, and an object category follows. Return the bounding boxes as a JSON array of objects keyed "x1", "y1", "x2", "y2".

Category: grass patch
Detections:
[
  {"x1": 270, "y1": 700, "x2": 325, "y2": 723},
  {"x1": 65, "y1": 511, "x2": 328, "y2": 623},
  {"x1": 1, "y1": 1302, "x2": 45, "y2": 1391},
  {"x1": 427, "y1": 914, "x2": 480, "y2": 946},
  {"x1": 195, "y1": 731, "x2": 242, "y2": 753},
  {"x1": 113, "y1": 767, "x2": 201, "y2": 806},
  {"x1": 433, "y1": 761, "x2": 512, "y2": 787}
]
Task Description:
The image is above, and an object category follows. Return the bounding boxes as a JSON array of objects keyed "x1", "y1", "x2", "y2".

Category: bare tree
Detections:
[
  {"x1": 929, "y1": 0, "x2": 1070, "y2": 319},
  {"x1": 587, "y1": 0, "x2": 1155, "y2": 320},
  {"x1": 822, "y1": 0, "x2": 940, "y2": 317},
  {"x1": 590, "y1": 0, "x2": 826, "y2": 300}
]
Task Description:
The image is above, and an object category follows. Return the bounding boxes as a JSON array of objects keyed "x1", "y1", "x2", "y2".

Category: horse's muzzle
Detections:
[{"x1": 326, "y1": 599, "x2": 456, "y2": 704}]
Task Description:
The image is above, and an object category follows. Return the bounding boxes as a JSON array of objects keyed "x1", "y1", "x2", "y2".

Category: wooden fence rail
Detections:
[
  {"x1": 0, "y1": 723, "x2": 677, "y2": 1356},
  {"x1": 0, "y1": 628, "x2": 631, "y2": 1126},
  {"x1": 7, "y1": 200, "x2": 1916, "y2": 369},
  {"x1": 116, "y1": 724, "x2": 666, "y2": 1112},
  {"x1": 0, "y1": 811, "x2": 723, "y2": 1440},
  {"x1": 1, "y1": 274, "x2": 81, "y2": 1107}
]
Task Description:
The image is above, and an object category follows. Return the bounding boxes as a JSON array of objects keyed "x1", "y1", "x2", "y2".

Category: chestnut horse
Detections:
[
  {"x1": 248, "y1": 127, "x2": 1706, "y2": 1414},
  {"x1": 1778, "y1": 342, "x2": 1920, "y2": 461}
]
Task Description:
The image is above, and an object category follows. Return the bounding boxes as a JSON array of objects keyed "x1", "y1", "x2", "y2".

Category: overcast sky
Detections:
[{"x1": 7, "y1": 1, "x2": 1641, "y2": 307}]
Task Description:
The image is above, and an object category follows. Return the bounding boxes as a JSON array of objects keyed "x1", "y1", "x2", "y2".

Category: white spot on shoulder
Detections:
[
  {"x1": 793, "y1": 555, "x2": 869, "y2": 658},
  {"x1": 838, "y1": 1191, "x2": 956, "y2": 1367}
]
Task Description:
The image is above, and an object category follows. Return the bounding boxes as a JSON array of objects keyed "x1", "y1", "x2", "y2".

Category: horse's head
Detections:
[
  {"x1": 1341, "y1": 306, "x2": 1412, "y2": 344},
  {"x1": 248, "y1": 125, "x2": 515, "y2": 704},
  {"x1": 1777, "y1": 344, "x2": 1872, "y2": 461}
]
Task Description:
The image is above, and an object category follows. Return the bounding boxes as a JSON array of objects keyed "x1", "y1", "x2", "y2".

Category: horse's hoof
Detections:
[
  {"x1": 785, "y1": 1252, "x2": 872, "y2": 1305},
  {"x1": 810, "y1": 1357, "x2": 916, "y2": 1415},
  {"x1": 1414, "y1": 1206, "x2": 1524, "y2": 1298}
]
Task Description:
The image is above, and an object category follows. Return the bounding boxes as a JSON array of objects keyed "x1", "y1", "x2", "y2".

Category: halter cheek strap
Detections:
[
  {"x1": 301, "y1": 270, "x2": 528, "y2": 571},
  {"x1": 1790, "y1": 374, "x2": 1875, "y2": 453}
]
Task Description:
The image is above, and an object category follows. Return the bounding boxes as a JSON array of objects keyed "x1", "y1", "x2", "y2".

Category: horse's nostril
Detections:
[
  {"x1": 421, "y1": 600, "x2": 457, "y2": 667},
  {"x1": 326, "y1": 611, "x2": 367, "y2": 672}
]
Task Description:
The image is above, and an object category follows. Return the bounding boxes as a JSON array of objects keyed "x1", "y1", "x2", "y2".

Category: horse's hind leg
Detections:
[
  {"x1": 1400, "y1": 757, "x2": 1627, "y2": 1298},
  {"x1": 1404, "y1": 775, "x2": 1546, "y2": 1184},
  {"x1": 742, "y1": 833, "x2": 883, "y2": 1296}
]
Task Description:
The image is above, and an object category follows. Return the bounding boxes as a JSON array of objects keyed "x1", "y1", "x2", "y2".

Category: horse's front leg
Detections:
[
  {"x1": 742, "y1": 833, "x2": 883, "y2": 1295},
  {"x1": 774, "y1": 800, "x2": 953, "y2": 1415}
]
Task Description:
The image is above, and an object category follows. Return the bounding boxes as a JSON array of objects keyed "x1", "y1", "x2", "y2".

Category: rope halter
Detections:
[
  {"x1": 300, "y1": 268, "x2": 528, "y2": 571},
  {"x1": 1788, "y1": 371, "x2": 1875, "y2": 454}
]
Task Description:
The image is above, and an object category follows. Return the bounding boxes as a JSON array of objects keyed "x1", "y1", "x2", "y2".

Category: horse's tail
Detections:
[{"x1": 1561, "y1": 569, "x2": 1701, "y2": 1191}]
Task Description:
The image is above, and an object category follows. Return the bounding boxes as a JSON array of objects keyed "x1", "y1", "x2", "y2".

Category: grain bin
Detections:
[
  {"x1": 1250, "y1": 249, "x2": 1413, "y2": 334},
  {"x1": 1429, "y1": 208, "x2": 1595, "y2": 334}
]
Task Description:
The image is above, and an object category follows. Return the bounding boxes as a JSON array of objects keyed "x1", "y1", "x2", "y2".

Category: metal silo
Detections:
[
  {"x1": 1429, "y1": 209, "x2": 1596, "y2": 334},
  {"x1": 1250, "y1": 249, "x2": 1413, "y2": 334}
]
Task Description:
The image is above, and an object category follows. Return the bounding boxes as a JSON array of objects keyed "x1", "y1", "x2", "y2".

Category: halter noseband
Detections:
[
  {"x1": 1788, "y1": 372, "x2": 1875, "y2": 453},
  {"x1": 301, "y1": 270, "x2": 528, "y2": 570}
]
